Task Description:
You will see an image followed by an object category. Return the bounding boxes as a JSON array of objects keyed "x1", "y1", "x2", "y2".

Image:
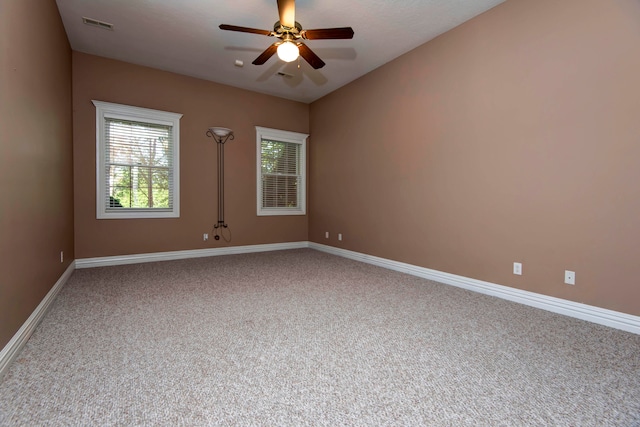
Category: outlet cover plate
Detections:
[
  {"x1": 513, "y1": 262, "x2": 522, "y2": 275},
  {"x1": 565, "y1": 270, "x2": 575, "y2": 285}
]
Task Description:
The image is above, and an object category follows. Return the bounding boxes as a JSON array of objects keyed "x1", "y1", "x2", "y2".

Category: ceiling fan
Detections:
[{"x1": 219, "y1": 0, "x2": 354, "y2": 69}]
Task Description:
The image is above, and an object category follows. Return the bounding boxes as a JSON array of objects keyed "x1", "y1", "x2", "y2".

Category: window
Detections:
[
  {"x1": 256, "y1": 126, "x2": 308, "y2": 216},
  {"x1": 93, "y1": 101, "x2": 182, "y2": 219}
]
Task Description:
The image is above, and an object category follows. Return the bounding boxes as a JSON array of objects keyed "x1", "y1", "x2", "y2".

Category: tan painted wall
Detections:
[
  {"x1": 73, "y1": 53, "x2": 309, "y2": 258},
  {"x1": 309, "y1": 0, "x2": 640, "y2": 316},
  {"x1": 0, "y1": 0, "x2": 74, "y2": 348}
]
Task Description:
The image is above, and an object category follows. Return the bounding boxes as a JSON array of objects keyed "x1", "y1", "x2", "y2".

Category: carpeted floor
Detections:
[{"x1": 1, "y1": 249, "x2": 639, "y2": 426}]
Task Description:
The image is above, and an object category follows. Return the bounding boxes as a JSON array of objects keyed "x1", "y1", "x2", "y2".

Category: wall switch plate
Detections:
[
  {"x1": 338, "y1": 233, "x2": 342, "y2": 241},
  {"x1": 513, "y1": 262, "x2": 522, "y2": 275},
  {"x1": 325, "y1": 231, "x2": 329, "y2": 239},
  {"x1": 565, "y1": 270, "x2": 575, "y2": 285},
  {"x1": 203, "y1": 233, "x2": 208, "y2": 241}
]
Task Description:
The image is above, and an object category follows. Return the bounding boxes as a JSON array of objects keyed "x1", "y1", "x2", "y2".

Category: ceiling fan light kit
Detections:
[
  {"x1": 219, "y1": 0, "x2": 354, "y2": 69},
  {"x1": 277, "y1": 41, "x2": 299, "y2": 62}
]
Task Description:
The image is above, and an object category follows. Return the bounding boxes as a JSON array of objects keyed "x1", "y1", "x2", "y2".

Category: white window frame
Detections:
[
  {"x1": 93, "y1": 100, "x2": 182, "y2": 219},
  {"x1": 256, "y1": 126, "x2": 308, "y2": 216}
]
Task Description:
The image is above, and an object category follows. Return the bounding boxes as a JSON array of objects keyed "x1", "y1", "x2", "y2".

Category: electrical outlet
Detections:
[
  {"x1": 60, "y1": 251, "x2": 64, "y2": 263},
  {"x1": 338, "y1": 233, "x2": 342, "y2": 241},
  {"x1": 203, "y1": 233, "x2": 208, "y2": 241},
  {"x1": 325, "y1": 231, "x2": 329, "y2": 239},
  {"x1": 513, "y1": 262, "x2": 522, "y2": 275},
  {"x1": 564, "y1": 270, "x2": 575, "y2": 285}
]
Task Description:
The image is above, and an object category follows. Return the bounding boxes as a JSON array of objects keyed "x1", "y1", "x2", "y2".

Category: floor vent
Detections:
[{"x1": 82, "y1": 17, "x2": 114, "y2": 30}]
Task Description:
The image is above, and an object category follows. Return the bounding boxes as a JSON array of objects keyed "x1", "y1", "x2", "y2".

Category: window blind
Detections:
[
  {"x1": 104, "y1": 117, "x2": 174, "y2": 210},
  {"x1": 260, "y1": 139, "x2": 300, "y2": 209}
]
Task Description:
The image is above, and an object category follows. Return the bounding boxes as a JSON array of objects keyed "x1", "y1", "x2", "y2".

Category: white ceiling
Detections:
[{"x1": 56, "y1": 0, "x2": 506, "y2": 104}]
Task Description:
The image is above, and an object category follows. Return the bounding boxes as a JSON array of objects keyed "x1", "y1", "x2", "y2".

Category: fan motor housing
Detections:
[{"x1": 274, "y1": 20, "x2": 302, "y2": 37}]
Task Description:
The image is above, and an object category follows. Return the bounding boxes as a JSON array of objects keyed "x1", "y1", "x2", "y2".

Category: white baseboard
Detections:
[
  {"x1": 5, "y1": 240, "x2": 637, "y2": 380},
  {"x1": 75, "y1": 241, "x2": 310, "y2": 269},
  {"x1": 0, "y1": 261, "x2": 76, "y2": 379},
  {"x1": 309, "y1": 242, "x2": 640, "y2": 335}
]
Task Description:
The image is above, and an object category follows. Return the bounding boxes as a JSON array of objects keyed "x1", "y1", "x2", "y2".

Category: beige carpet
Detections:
[{"x1": 1, "y1": 249, "x2": 639, "y2": 426}]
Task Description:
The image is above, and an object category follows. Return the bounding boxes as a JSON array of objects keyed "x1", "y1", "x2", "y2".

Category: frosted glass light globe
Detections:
[{"x1": 277, "y1": 41, "x2": 299, "y2": 62}]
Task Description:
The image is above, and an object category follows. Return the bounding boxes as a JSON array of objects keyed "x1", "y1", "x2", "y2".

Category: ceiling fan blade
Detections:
[
  {"x1": 277, "y1": 0, "x2": 296, "y2": 28},
  {"x1": 301, "y1": 27, "x2": 354, "y2": 40},
  {"x1": 252, "y1": 44, "x2": 278, "y2": 65},
  {"x1": 219, "y1": 24, "x2": 273, "y2": 36},
  {"x1": 298, "y1": 43, "x2": 325, "y2": 69}
]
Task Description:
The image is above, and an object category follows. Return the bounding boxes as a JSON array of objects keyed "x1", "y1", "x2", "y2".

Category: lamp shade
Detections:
[
  {"x1": 277, "y1": 41, "x2": 299, "y2": 62},
  {"x1": 209, "y1": 127, "x2": 233, "y2": 138}
]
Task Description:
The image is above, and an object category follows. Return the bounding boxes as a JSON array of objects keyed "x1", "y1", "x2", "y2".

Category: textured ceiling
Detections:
[{"x1": 56, "y1": 0, "x2": 506, "y2": 103}]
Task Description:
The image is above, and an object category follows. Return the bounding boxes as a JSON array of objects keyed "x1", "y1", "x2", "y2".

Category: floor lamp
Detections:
[{"x1": 206, "y1": 127, "x2": 234, "y2": 241}]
